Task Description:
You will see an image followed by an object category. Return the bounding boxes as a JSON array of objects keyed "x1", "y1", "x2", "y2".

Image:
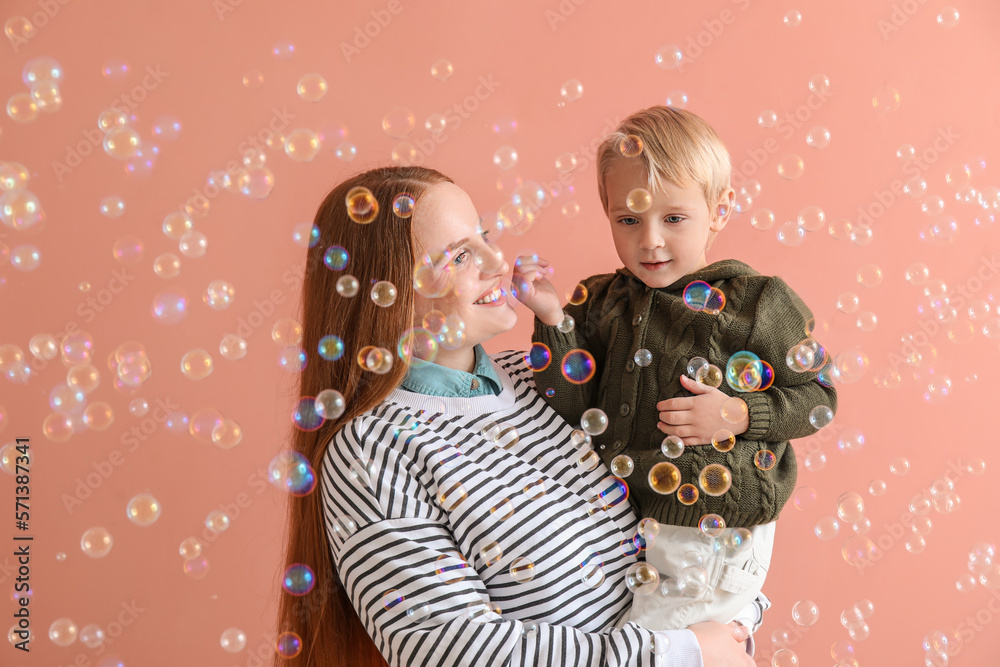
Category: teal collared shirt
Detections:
[{"x1": 400, "y1": 344, "x2": 502, "y2": 397}]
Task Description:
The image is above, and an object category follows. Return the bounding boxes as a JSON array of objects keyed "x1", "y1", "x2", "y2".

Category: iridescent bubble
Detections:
[
  {"x1": 634, "y1": 348, "x2": 653, "y2": 367},
  {"x1": 626, "y1": 188, "x2": 652, "y2": 213},
  {"x1": 649, "y1": 462, "x2": 681, "y2": 495},
  {"x1": 777, "y1": 155, "x2": 805, "y2": 180},
  {"x1": 437, "y1": 481, "x2": 468, "y2": 511},
  {"x1": 580, "y1": 408, "x2": 607, "y2": 435},
  {"x1": 837, "y1": 492, "x2": 865, "y2": 523},
  {"x1": 806, "y1": 128, "x2": 830, "y2": 150},
  {"x1": 480, "y1": 541, "x2": 503, "y2": 567},
  {"x1": 665, "y1": 90, "x2": 688, "y2": 108},
  {"x1": 370, "y1": 281, "x2": 397, "y2": 307},
  {"x1": 126, "y1": 493, "x2": 161, "y2": 526},
  {"x1": 99, "y1": 196, "x2": 125, "y2": 218},
  {"x1": 562, "y1": 349, "x2": 596, "y2": 384},
  {"x1": 654, "y1": 44, "x2": 683, "y2": 69},
  {"x1": 872, "y1": 86, "x2": 901, "y2": 113},
  {"x1": 285, "y1": 128, "x2": 321, "y2": 162},
  {"x1": 272, "y1": 40, "x2": 295, "y2": 59},
  {"x1": 777, "y1": 220, "x2": 805, "y2": 246},
  {"x1": 611, "y1": 455, "x2": 634, "y2": 477},
  {"x1": 711, "y1": 429, "x2": 735, "y2": 452},
  {"x1": 392, "y1": 193, "x2": 415, "y2": 218},
  {"x1": 720, "y1": 397, "x2": 747, "y2": 424},
  {"x1": 567, "y1": 283, "x2": 588, "y2": 305},
  {"x1": 809, "y1": 405, "x2": 833, "y2": 428},
  {"x1": 677, "y1": 484, "x2": 699, "y2": 505},
  {"x1": 1, "y1": 189, "x2": 44, "y2": 230},
  {"x1": 282, "y1": 563, "x2": 316, "y2": 595},
  {"x1": 698, "y1": 464, "x2": 732, "y2": 496},
  {"x1": 618, "y1": 134, "x2": 643, "y2": 157},
  {"x1": 382, "y1": 107, "x2": 416, "y2": 139},
  {"x1": 754, "y1": 450, "x2": 776, "y2": 470},
  {"x1": 555, "y1": 152, "x2": 578, "y2": 174},
  {"x1": 808, "y1": 74, "x2": 830, "y2": 95},
  {"x1": 698, "y1": 514, "x2": 726, "y2": 537},
  {"x1": 220, "y1": 628, "x2": 247, "y2": 653},
  {"x1": 80, "y1": 527, "x2": 113, "y2": 558},
  {"x1": 695, "y1": 364, "x2": 723, "y2": 389},
  {"x1": 625, "y1": 562, "x2": 660, "y2": 596},
  {"x1": 5, "y1": 92, "x2": 37, "y2": 124},
  {"x1": 814, "y1": 516, "x2": 840, "y2": 540},
  {"x1": 750, "y1": 209, "x2": 775, "y2": 231},
  {"x1": 335, "y1": 142, "x2": 357, "y2": 161},
  {"x1": 509, "y1": 557, "x2": 535, "y2": 583},
  {"x1": 430, "y1": 58, "x2": 454, "y2": 81},
  {"x1": 525, "y1": 343, "x2": 552, "y2": 371},
  {"x1": 683, "y1": 281, "x2": 711, "y2": 311},
  {"x1": 180, "y1": 349, "x2": 213, "y2": 380},
  {"x1": 297, "y1": 74, "x2": 327, "y2": 102},
  {"x1": 346, "y1": 186, "x2": 379, "y2": 224},
  {"x1": 660, "y1": 435, "x2": 684, "y2": 458},
  {"x1": 559, "y1": 79, "x2": 583, "y2": 102},
  {"x1": 268, "y1": 451, "x2": 317, "y2": 495},
  {"x1": 493, "y1": 146, "x2": 518, "y2": 170},
  {"x1": 783, "y1": 9, "x2": 802, "y2": 26},
  {"x1": 758, "y1": 110, "x2": 778, "y2": 128},
  {"x1": 49, "y1": 618, "x2": 78, "y2": 647},
  {"x1": 937, "y1": 7, "x2": 960, "y2": 27},
  {"x1": 151, "y1": 291, "x2": 188, "y2": 325},
  {"x1": 797, "y1": 205, "x2": 825, "y2": 231},
  {"x1": 275, "y1": 632, "x2": 302, "y2": 658}
]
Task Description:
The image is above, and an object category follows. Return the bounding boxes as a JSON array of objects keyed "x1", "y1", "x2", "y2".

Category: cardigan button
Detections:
[
  {"x1": 632, "y1": 314, "x2": 643, "y2": 326},
  {"x1": 612, "y1": 439, "x2": 623, "y2": 451},
  {"x1": 471, "y1": 378, "x2": 480, "y2": 390},
  {"x1": 620, "y1": 403, "x2": 630, "y2": 417},
  {"x1": 625, "y1": 360, "x2": 635, "y2": 372}
]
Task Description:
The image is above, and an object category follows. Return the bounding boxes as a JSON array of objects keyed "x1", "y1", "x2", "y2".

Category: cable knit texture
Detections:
[{"x1": 532, "y1": 259, "x2": 838, "y2": 528}]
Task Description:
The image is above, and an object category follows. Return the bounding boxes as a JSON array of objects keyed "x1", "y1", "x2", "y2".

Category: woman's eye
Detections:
[{"x1": 453, "y1": 250, "x2": 470, "y2": 266}]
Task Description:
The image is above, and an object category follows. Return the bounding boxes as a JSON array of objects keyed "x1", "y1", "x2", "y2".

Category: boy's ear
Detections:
[{"x1": 710, "y1": 188, "x2": 736, "y2": 232}]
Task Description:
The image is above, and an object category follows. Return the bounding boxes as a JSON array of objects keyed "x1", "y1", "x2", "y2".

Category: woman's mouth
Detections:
[{"x1": 474, "y1": 286, "x2": 506, "y2": 306}]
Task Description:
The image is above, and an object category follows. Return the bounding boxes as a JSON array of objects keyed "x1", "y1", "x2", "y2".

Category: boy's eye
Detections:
[
  {"x1": 665, "y1": 215, "x2": 684, "y2": 224},
  {"x1": 619, "y1": 217, "x2": 640, "y2": 226}
]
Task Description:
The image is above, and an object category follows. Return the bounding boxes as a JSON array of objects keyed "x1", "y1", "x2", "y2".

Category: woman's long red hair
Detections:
[{"x1": 273, "y1": 166, "x2": 453, "y2": 666}]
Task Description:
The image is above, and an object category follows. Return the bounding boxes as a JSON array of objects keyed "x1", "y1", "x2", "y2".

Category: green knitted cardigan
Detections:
[{"x1": 532, "y1": 259, "x2": 837, "y2": 528}]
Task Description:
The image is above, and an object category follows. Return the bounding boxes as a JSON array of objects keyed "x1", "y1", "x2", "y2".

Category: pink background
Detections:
[{"x1": 2, "y1": 0, "x2": 999, "y2": 664}]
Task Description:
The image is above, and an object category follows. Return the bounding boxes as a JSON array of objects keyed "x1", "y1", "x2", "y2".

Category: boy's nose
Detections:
[{"x1": 639, "y1": 228, "x2": 665, "y2": 249}]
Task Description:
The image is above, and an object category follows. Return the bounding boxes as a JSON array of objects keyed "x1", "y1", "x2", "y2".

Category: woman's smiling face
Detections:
[{"x1": 410, "y1": 182, "x2": 515, "y2": 370}]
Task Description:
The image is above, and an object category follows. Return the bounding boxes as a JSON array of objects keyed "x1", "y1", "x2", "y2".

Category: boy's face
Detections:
[{"x1": 604, "y1": 157, "x2": 733, "y2": 289}]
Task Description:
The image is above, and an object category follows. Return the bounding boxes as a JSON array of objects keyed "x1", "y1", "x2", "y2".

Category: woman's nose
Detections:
[{"x1": 478, "y1": 247, "x2": 508, "y2": 275}]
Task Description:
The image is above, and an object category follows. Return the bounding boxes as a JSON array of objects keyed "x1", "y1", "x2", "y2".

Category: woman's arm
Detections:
[{"x1": 333, "y1": 517, "x2": 753, "y2": 667}]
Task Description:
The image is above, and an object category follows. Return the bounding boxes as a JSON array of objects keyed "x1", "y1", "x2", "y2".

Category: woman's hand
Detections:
[
  {"x1": 656, "y1": 375, "x2": 750, "y2": 446},
  {"x1": 512, "y1": 255, "x2": 564, "y2": 326},
  {"x1": 687, "y1": 621, "x2": 754, "y2": 666}
]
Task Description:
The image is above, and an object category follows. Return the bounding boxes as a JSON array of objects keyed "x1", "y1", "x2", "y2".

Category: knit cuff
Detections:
[{"x1": 741, "y1": 391, "x2": 772, "y2": 441}]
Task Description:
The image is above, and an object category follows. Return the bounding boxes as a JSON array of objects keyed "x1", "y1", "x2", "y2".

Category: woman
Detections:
[{"x1": 274, "y1": 166, "x2": 759, "y2": 666}]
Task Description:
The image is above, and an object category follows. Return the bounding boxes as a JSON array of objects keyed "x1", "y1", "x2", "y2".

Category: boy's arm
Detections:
[
  {"x1": 740, "y1": 276, "x2": 838, "y2": 442},
  {"x1": 514, "y1": 257, "x2": 607, "y2": 429}
]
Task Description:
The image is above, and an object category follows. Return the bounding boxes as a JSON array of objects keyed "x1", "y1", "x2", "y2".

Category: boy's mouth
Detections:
[{"x1": 640, "y1": 260, "x2": 671, "y2": 270}]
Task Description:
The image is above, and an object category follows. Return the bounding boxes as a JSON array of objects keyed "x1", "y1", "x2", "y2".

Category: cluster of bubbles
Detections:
[
  {"x1": 6, "y1": 57, "x2": 62, "y2": 123},
  {"x1": 687, "y1": 356, "x2": 723, "y2": 388},
  {"x1": 0, "y1": 161, "x2": 44, "y2": 273},
  {"x1": 725, "y1": 351, "x2": 775, "y2": 393},
  {"x1": 682, "y1": 281, "x2": 726, "y2": 314},
  {"x1": 836, "y1": 598, "x2": 875, "y2": 642},
  {"x1": 957, "y1": 542, "x2": 998, "y2": 592}
]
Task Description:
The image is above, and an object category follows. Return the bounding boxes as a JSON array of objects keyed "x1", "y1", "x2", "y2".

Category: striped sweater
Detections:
[{"x1": 321, "y1": 351, "x2": 707, "y2": 666}]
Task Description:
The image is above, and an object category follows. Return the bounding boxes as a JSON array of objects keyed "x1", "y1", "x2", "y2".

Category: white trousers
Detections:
[{"x1": 629, "y1": 521, "x2": 775, "y2": 631}]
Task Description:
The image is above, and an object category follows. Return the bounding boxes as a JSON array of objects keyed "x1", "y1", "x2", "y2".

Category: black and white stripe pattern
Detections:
[{"x1": 321, "y1": 351, "x2": 705, "y2": 666}]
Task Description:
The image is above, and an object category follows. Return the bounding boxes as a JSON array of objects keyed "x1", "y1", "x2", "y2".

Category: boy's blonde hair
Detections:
[{"x1": 596, "y1": 106, "x2": 732, "y2": 213}]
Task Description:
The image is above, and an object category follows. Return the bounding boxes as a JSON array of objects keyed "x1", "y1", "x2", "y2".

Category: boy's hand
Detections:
[
  {"x1": 512, "y1": 255, "x2": 564, "y2": 326},
  {"x1": 656, "y1": 375, "x2": 750, "y2": 446}
]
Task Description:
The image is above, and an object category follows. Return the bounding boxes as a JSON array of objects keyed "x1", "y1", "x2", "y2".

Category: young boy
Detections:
[{"x1": 513, "y1": 106, "x2": 837, "y2": 633}]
